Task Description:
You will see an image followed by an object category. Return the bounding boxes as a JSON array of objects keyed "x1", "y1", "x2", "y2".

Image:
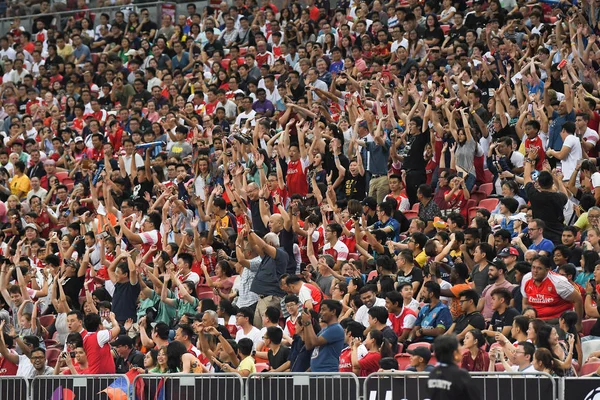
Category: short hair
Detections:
[
  {"x1": 264, "y1": 306, "x2": 280, "y2": 323},
  {"x1": 424, "y1": 281, "x2": 441, "y2": 298},
  {"x1": 265, "y1": 326, "x2": 283, "y2": 344},
  {"x1": 558, "y1": 263, "x2": 577, "y2": 280},
  {"x1": 237, "y1": 338, "x2": 253, "y2": 356},
  {"x1": 513, "y1": 316, "x2": 530, "y2": 333},
  {"x1": 345, "y1": 320, "x2": 366, "y2": 340},
  {"x1": 517, "y1": 341, "x2": 536, "y2": 361},
  {"x1": 367, "y1": 306, "x2": 388, "y2": 324},
  {"x1": 477, "y1": 243, "x2": 496, "y2": 262},
  {"x1": 321, "y1": 299, "x2": 342, "y2": 317},
  {"x1": 490, "y1": 287, "x2": 512, "y2": 304},
  {"x1": 411, "y1": 232, "x2": 428, "y2": 249},
  {"x1": 458, "y1": 289, "x2": 479, "y2": 305}
]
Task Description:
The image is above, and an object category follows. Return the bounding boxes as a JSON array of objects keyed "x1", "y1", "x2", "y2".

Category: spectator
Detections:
[
  {"x1": 234, "y1": 307, "x2": 262, "y2": 349},
  {"x1": 460, "y1": 329, "x2": 490, "y2": 372},
  {"x1": 263, "y1": 326, "x2": 290, "y2": 371},
  {"x1": 478, "y1": 259, "x2": 516, "y2": 320},
  {"x1": 354, "y1": 285, "x2": 386, "y2": 327},
  {"x1": 113, "y1": 335, "x2": 145, "y2": 373},
  {"x1": 407, "y1": 281, "x2": 452, "y2": 344},
  {"x1": 445, "y1": 289, "x2": 485, "y2": 341},
  {"x1": 521, "y1": 255, "x2": 583, "y2": 324},
  {"x1": 300, "y1": 299, "x2": 345, "y2": 372},
  {"x1": 82, "y1": 312, "x2": 120, "y2": 374}
]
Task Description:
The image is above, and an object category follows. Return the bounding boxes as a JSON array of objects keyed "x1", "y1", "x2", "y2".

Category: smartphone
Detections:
[
  {"x1": 69, "y1": 352, "x2": 76, "y2": 358},
  {"x1": 591, "y1": 279, "x2": 596, "y2": 288},
  {"x1": 97, "y1": 231, "x2": 109, "y2": 240},
  {"x1": 458, "y1": 172, "x2": 464, "y2": 178},
  {"x1": 76, "y1": 235, "x2": 84, "y2": 241}
]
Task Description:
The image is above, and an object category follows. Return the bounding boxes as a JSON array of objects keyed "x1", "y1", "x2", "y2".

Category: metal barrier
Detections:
[
  {"x1": 30, "y1": 374, "x2": 129, "y2": 400},
  {"x1": 561, "y1": 376, "x2": 600, "y2": 400},
  {"x1": 0, "y1": 376, "x2": 28, "y2": 400},
  {"x1": 246, "y1": 372, "x2": 360, "y2": 400},
  {"x1": 363, "y1": 371, "x2": 557, "y2": 400},
  {"x1": 132, "y1": 373, "x2": 244, "y2": 400}
]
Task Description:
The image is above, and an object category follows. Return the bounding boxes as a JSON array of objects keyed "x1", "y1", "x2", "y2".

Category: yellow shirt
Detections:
[
  {"x1": 415, "y1": 250, "x2": 427, "y2": 267},
  {"x1": 10, "y1": 174, "x2": 31, "y2": 198},
  {"x1": 238, "y1": 355, "x2": 256, "y2": 374},
  {"x1": 57, "y1": 44, "x2": 74, "y2": 59}
]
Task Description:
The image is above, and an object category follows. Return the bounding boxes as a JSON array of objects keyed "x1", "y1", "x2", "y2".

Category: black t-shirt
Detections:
[
  {"x1": 464, "y1": 13, "x2": 488, "y2": 30},
  {"x1": 381, "y1": 325, "x2": 399, "y2": 353},
  {"x1": 511, "y1": 286, "x2": 523, "y2": 314},
  {"x1": 397, "y1": 266, "x2": 423, "y2": 293},
  {"x1": 115, "y1": 349, "x2": 145, "y2": 373},
  {"x1": 454, "y1": 311, "x2": 485, "y2": 338},
  {"x1": 61, "y1": 276, "x2": 85, "y2": 307},
  {"x1": 140, "y1": 21, "x2": 158, "y2": 36},
  {"x1": 403, "y1": 131, "x2": 429, "y2": 172},
  {"x1": 423, "y1": 27, "x2": 444, "y2": 45},
  {"x1": 344, "y1": 172, "x2": 366, "y2": 200},
  {"x1": 203, "y1": 39, "x2": 224, "y2": 58},
  {"x1": 489, "y1": 306, "x2": 519, "y2": 340},
  {"x1": 525, "y1": 182, "x2": 568, "y2": 244},
  {"x1": 279, "y1": 227, "x2": 297, "y2": 275},
  {"x1": 132, "y1": 177, "x2": 153, "y2": 200},
  {"x1": 427, "y1": 363, "x2": 480, "y2": 400},
  {"x1": 289, "y1": 83, "x2": 306, "y2": 102},
  {"x1": 268, "y1": 345, "x2": 291, "y2": 370},
  {"x1": 113, "y1": 281, "x2": 141, "y2": 322}
]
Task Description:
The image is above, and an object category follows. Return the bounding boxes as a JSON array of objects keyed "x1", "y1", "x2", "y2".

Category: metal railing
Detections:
[
  {"x1": 246, "y1": 372, "x2": 361, "y2": 400},
  {"x1": 0, "y1": 370, "x2": 582, "y2": 400},
  {"x1": 0, "y1": 376, "x2": 28, "y2": 400},
  {"x1": 364, "y1": 371, "x2": 557, "y2": 400},
  {"x1": 30, "y1": 374, "x2": 129, "y2": 400},
  {"x1": 132, "y1": 373, "x2": 244, "y2": 400}
]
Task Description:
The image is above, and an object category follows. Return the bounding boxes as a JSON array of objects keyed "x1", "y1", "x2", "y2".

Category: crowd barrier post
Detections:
[
  {"x1": 245, "y1": 372, "x2": 360, "y2": 400},
  {"x1": 132, "y1": 373, "x2": 244, "y2": 400},
  {"x1": 0, "y1": 376, "x2": 28, "y2": 400},
  {"x1": 30, "y1": 374, "x2": 129, "y2": 400},
  {"x1": 363, "y1": 371, "x2": 556, "y2": 400}
]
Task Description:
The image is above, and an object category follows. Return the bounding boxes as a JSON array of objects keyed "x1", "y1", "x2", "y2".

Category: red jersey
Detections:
[
  {"x1": 340, "y1": 219, "x2": 356, "y2": 254},
  {"x1": 305, "y1": 283, "x2": 323, "y2": 312},
  {"x1": 524, "y1": 135, "x2": 546, "y2": 171},
  {"x1": 389, "y1": 307, "x2": 417, "y2": 337},
  {"x1": 286, "y1": 158, "x2": 309, "y2": 196},
  {"x1": 339, "y1": 347, "x2": 353, "y2": 372},
  {"x1": 83, "y1": 331, "x2": 116, "y2": 374},
  {"x1": 521, "y1": 271, "x2": 575, "y2": 320},
  {"x1": 358, "y1": 351, "x2": 381, "y2": 376},
  {"x1": 0, "y1": 353, "x2": 18, "y2": 376}
]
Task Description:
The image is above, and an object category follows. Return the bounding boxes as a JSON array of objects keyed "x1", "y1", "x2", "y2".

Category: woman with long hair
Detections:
[
  {"x1": 461, "y1": 329, "x2": 490, "y2": 371},
  {"x1": 536, "y1": 324, "x2": 576, "y2": 376},
  {"x1": 423, "y1": 14, "x2": 444, "y2": 47},
  {"x1": 201, "y1": 260, "x2": 234, "y2": 303},
  {"x1": 527, "y1": 318, "x2": 545, "y2": 345},
  {"x1": 166, "y1": 341, "x2": 205, "y2": 373},
  {"x1": 559, "y1": 311, "x2": 582, "y2": 365}
]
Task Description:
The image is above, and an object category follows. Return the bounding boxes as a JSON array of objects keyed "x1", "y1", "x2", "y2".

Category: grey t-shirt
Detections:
[
  {"x1": 455, "y1": 138, "x2": 477, "y2": 175},
  {"x1": 470, "y1": 263, "x2": 490, "y2": 296}
]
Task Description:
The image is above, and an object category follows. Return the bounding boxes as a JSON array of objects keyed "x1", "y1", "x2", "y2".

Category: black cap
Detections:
[
  {"x1": 112, "y1": 335, "x2": 133, "y2": 348},
  {"x1": 362, "y1": 197, "x2": 377, "y2": 210},
  {"x1": 407, "y1": 346, "x2": 431, "y2": 362}
]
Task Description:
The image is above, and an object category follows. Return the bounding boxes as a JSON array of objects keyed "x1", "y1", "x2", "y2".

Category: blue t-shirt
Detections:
[
  {"x1": 528, "y1": 238, "x2": 555, "y2": 254},
  {"x1": 310, "y1": 323, "x2": 345, "y2": 372},
  {"x1": 548, "y1": 110, "x2": 575, "y2": 151},
  {"x1": 374, "y1": 217, "x2": 401, "y2": 242},
  {"x1": 414, "y1": 301, "x2": 453, "y2": 341}
]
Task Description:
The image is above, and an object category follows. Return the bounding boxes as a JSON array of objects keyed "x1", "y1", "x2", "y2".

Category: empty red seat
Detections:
[
  {"x1": 581, "y1": 361, "x2": 600, "y2": 376},
  {"x1": 395, "y1": 353, "x2": 412, "y2": 370},
  {"x1": 440, "y1": 25, "x2": 450, "y2": 35},
  {"x1": 478, "y1": 198, "x2": 499, "y2": 212},
  {"x1": 477, "y1": 183, "x2": 493, "y2": 197},
  {"x1": 407, "y1": 342, "x2": 432, "y2": 351},
  {"x1": 403, "y1": 211, "x2": 419, "y2": 220},
  {"x1": 583, "y1": 319, "x2": 596, "y2": 337}
]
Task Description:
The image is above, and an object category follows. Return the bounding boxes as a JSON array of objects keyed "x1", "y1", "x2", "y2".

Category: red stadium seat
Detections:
[
  {"x1": 483, "y1": 169, "x2": 494, "y2": 183},
  {"x1": 440, "y1": 25, "x2": 450, "y2": 35},
  {"x1": 477, "y1": 183, "x2": 493, "y2": 197},
  {"x1": 40, "y1": 315, "x2": 55, "y2": 328},
  {"x1": 46, "y1": 348, "x2": 61, "y2": 368},
  {"x1": 411, "y1": 203, "x2": 420, "y2": 212},
  {"x1": 403, "y1": 211, "x2": 419, "y2": 220},
  {"x1": 55, "y1": 171, "x2": 69, "y2": 181},
  {"x1": 367, "y1": 270, "x2": 379, "y2": 282},
  {"x1": 478, "y1": 198, "x2": 499, "y2": 212},
  {"x1": 469, "y1": 191, "x2": 487, "y2": 205},
  {"x1": 348, "y1": 253, "x2": 359, "y2": 261},
  {"x1": 407, "y1": 342, "x2": 432, "y2": 351},
  {"x1": 580, "y1": 361, "x2": 600, "y2": 376},
  {"x1": 395, "y1": 353, "x2": 412, "y2": 370},
  {"x1": 583, "y1": 319, "x2": 596, "y2": 337}
]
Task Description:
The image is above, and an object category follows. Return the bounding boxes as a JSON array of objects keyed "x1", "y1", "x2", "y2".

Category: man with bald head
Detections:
[
  {"x1": 259, "y1": 195, "x2": 297, "y2": 275},
  {"x1": 246, "y1": 182, "x2": 269, "y2": 237}
]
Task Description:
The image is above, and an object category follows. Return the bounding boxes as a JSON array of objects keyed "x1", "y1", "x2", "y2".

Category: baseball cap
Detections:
[
  {"x1": 74, "y1": 136, "x2": 84, "y2": 143},
  {"x1": 23, "y1": 223, "x2": 40, "y2": 232},
  {"x1": 497, "y1": 247, "x2": 519, "y2": 258},
  {"x1": 112, "y1": 335, "x2": 134, "y2": 348},
  {"x1": 407, "y1": 347, "x2": 431, "y2": 362},
  {"x1": 490, "y1": 258, "x2": 507, "y2": 271},
  {"x1": 12, "y1": 139, "x2": 24, "y2": 147},
  {"x1": 184, "y1": 228, "x2": 195, "y2": 237},
  {"x1": 362, "y1": 197, "x2": 377, "y2": 210}
]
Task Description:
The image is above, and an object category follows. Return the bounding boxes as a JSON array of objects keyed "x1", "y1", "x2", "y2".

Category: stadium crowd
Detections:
[{"x1": 0, "y1": 0, "x2": 600, "y2": 388}]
